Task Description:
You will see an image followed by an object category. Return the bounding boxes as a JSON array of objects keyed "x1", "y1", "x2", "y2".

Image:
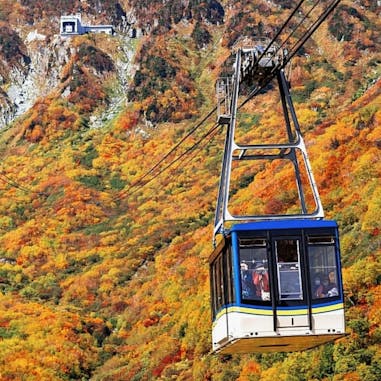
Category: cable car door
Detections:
[{"x1": 273, "y1": 237, "x2": 310, "y2": 329}]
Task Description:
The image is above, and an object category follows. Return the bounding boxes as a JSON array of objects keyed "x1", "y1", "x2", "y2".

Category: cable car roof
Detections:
[{"x1": 230, "y1": 219, "x2": 338, "y2": 233}]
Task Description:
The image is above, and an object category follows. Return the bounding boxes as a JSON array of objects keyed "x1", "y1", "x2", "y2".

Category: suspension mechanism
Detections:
[{"x1": 214, "y1": 48, "x2": 324, "y2": 244}]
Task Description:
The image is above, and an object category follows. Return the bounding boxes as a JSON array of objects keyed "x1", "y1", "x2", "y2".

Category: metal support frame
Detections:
[
  {"x1": 214, "y1": 48, "x2": 324, "y2": 244},
  {"x1": 216, "y1": 77, "x2": 233, "y2": 124}
]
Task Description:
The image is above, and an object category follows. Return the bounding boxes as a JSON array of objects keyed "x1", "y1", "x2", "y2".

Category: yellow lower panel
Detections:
[{"x1": 215, "y1": 334, "x2": 346, "y2": 354}]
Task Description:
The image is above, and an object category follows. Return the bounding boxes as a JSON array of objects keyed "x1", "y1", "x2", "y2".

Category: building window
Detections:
[{"x1": 63, "y1": 21, "x2": 76, "y2": 33}]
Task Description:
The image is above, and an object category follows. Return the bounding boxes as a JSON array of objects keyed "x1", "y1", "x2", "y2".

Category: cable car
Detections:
[
  {"x1": 209, "y1": 219, "x2": 345, "y2": 354},
  {"x1": 209, "y1": 46, "x2": 346, "y2": 353}
]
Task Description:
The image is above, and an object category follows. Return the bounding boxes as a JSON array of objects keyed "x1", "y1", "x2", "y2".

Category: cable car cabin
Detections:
[{"x1": 209, "y1": 219, "x2": 345, "y2": 354}]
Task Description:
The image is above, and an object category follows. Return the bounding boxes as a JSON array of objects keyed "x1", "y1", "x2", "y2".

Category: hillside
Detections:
[{"x1": 0, "y1": 0, "x2": 380, "y2": 380}]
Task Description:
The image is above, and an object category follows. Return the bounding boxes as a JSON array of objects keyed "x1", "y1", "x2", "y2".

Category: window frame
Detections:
[
  {"x1": 307, "y1": 234, "x2": 341, "y2": 301},
  {"x1": 238, "y1": 236, "x2": 271, "y2": 305},
  {"x1": 275, "y1": 238, "x2": 304, "y2": 301},
  {"x1": 210, "y1": 242, "x2": 235, "y2": 319}
]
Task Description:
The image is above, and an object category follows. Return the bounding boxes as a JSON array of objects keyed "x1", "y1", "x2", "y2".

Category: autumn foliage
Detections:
[{"x1": 0, "y1": 0, "x2": 380, "y2": 380}]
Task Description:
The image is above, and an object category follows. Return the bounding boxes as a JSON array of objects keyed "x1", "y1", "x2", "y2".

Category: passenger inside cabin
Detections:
[
  {"x1": 321, "y1": 276, "x2": 332, "y2": 297},
  {"x1": 329, "y1": 271, "x2": 336, "y2": 285},
  {"x1": 253, "y1": 265, "x2": 270, "y2": 301},
  {"x1": 313, "y1": 275, "x2": 324, "y2": 298},
  {"x1": 326, "y1": 271, "x2": 338, "y2": 297},
  {"x1": 240, "y1": 262, "x2": 256, "y2": 299},
  {"x1": 313, "y1": 273, "x2": 338, "y2": 298}
]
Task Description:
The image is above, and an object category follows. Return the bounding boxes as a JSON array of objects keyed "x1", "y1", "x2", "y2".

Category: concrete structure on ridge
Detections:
[{"x1": 60, "y1": 14, "x2": 115, "y2": 36}]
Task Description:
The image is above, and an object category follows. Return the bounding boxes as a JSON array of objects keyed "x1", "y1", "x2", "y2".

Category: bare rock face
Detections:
[
  {"x1": 0, "y1": 25, "x2": 30, "y2": 127},
  {"x1": 0, "y1": 88, "x2": 16, "y2": 127},
  {"x1": 0, "y1": 21, "x2": 136, "y2": 129},
  {"x1": 0, "y1": 31, "x2": 74, "y2": 128}
]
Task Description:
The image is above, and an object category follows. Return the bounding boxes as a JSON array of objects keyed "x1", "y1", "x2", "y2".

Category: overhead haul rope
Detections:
[
  {"x1": 136, "y1": 123, "x2": 222, "y2": 198},
  {"x1": 254, "y1": 0, "x2": 335, "y2": 70},
  {"x1": 115, "y1": 0, "x2": 340, "y2": 201},
  {"x1": 275, "y1": 0, "x2": 323, "y2": 57},
  {"x1": 114, "y1": 4, "x2": 305, "y2": 200},
  {"x1": 114, "y1": 4, "x2": 312, "y2": 201},
  {"x1": 283, "y1": 0, "x2": 341, "y2": 68},
  {"x1": 254, "y1": 0, "x2": 306, "y2": 63},
  {"x1": 0, "y1": 171, "x2": 47, "y2": 197},
  {"x1": 116, "y1": 122, "x2": 221, "y2": 200},
  {"x1": 115, "y1": 114, "x2": 219, "y2": 201},
  {"x1": 239, "y1": 0, "x2": 341, "y2": 110},
  {"x1": 166, "y1": 123, "x2": 222, "y2": 177}
]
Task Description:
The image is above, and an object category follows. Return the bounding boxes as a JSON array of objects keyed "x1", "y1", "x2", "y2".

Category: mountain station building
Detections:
[{"x1": 60, "y1": 14, "x2": 115, "y2": 36}]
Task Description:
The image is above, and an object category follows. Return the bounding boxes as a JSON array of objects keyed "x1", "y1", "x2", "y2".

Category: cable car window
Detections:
[
  {"x1": 275, "y1": 239, "x2": 303, "y2": 300},
  {"x1": 213, "y1": 254, "x2": 225, "y2": 313},
  {"x1": 210, "y1": 244, "x2": 234, "y2": 318},
  {"x1": 239, "y1": 238, "x2": 270, "y2": 302},
  {"x1": 308, "y1": 235, "x2": 339, "y2": 299},
  {"x1": 225, "y1": 245, "x2": 234, "y2": 305}
]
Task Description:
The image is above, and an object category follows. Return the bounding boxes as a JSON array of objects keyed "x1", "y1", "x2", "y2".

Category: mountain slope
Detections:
[{"x1": 0, "y1": 0, "x2": 380, "y2": 380}]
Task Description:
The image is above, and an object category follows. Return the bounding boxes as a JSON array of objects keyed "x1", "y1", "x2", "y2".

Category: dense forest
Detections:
[{"x1": 0, "y1": 0, "x2": 380, "y2": 380}]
